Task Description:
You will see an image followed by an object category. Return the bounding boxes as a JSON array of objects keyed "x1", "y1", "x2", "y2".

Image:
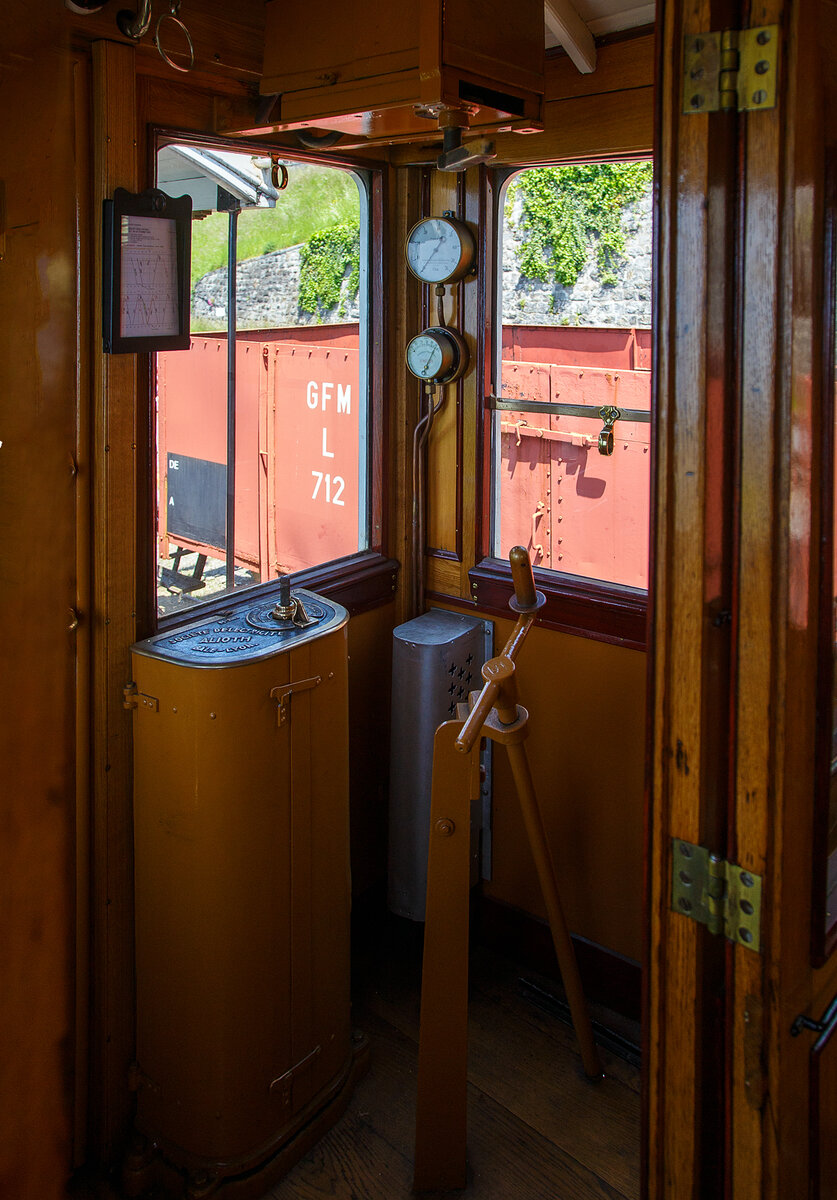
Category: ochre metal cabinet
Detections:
[{"x1": 124, "y1": 590, "x2": 363, "y2": 1198}]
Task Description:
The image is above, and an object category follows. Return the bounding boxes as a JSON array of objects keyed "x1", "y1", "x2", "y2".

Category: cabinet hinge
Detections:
[
  {"x1": 671, "y1": 839, "x2": 762, "y2": 951},
  {"x1": 683, "y1": 26, "x2": 779, "y2": 114}
]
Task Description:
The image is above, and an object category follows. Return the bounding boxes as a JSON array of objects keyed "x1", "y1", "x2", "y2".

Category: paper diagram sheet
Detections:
[{"x1": 120, "y1": 215, "x2": 180, "y2": 338}]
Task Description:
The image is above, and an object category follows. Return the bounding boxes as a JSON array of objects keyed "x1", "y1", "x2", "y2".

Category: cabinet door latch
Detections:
[{"x1": 270, "y1": 675, "x2": 321, "y2": 726}]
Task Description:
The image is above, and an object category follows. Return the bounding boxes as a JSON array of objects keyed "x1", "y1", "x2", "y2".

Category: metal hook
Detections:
[
  {"x1": 116, "y1": 0, "x2": 153, "y2": 39},
  {"x1": 597, "y1": 405, "x2": 621, "y2": 456}
]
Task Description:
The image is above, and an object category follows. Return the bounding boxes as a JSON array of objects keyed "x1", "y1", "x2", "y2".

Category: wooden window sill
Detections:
[{"x1": 467, "y1": 557, "x2": 647, "y2": 650}]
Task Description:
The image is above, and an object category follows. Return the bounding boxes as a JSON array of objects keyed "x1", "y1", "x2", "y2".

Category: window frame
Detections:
[
  {"x1": 469, "y1": 160, "x2": 651, "y2": 651},
  {"x1": 148, "y1": 128, "x2": 394, "y2": 632}
]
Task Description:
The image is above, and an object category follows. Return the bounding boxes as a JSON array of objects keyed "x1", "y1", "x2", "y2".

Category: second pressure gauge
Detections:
[
  {"x1": 406, "y1": 326, "x2": 469, "y2": 384},
  {"x1": 405, "y1": 216, "x2": 477, "y2": 284}
]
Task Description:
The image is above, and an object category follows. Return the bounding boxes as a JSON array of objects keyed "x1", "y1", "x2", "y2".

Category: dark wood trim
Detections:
[
  {"x1": 310, "y1": 553, "x2": 399, "y2": 614},
  {"x1": 474, "y1": 896, "x2": 641, "y2": 1023},
  {"x1": 370, "y1": 166, "x2": 387, "y2": 557},
  {"x1": 809, "y1": 998, "x2": 837, "y2": 1198},
  {"x1": 467, "y1": 556, "x2": 647, "y2": 649},
  {"x1": 454, "y1": 170, "x2": 467, "y2": 565},
  {"x1": 426, "y1": 547, "x2": 461, "y2": 562},
  {"x1": 156, "y1": 552, "x2": 399, "y2": 632},
  {"x1": 814, "y1": 150, "x2": 837, "y2": 967},
  {"x1": 474, "y1": 165, "x2": 493, "y2": 574}
]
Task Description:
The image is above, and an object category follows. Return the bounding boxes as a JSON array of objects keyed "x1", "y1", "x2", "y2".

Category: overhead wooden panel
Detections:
[{"x1": 256, "y1": 0, "x2": 544, "y2": 139}]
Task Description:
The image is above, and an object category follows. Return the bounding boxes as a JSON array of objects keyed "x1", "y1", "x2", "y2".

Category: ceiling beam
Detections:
[{"x1": 544, "y1": 0, "x2": 597, "y2": 73}]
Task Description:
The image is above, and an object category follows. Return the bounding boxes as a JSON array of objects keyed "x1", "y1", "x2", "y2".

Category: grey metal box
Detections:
[{"x1": 388, "y1": 609, "x2": 491, "y2": 921}]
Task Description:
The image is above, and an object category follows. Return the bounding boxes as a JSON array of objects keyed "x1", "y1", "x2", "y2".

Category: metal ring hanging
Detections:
[
  {"x1": 270, "y1": 159, "x2": 289, "y2": 191},
  {"x1": 155, "y1": 8, "x2": 195, "y2": 73}
]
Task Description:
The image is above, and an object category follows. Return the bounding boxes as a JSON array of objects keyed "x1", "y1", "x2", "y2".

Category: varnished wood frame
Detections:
[
  {"x1": 468, "y1": 160, "x2": 653, "y2": 650},
  {"x1": 143, "y1": 126, "x2": 393, "y2": 634},
  {"x1": 814, "y1": 150, "x2": 837, "y2": 966},
  {"x1": 646, "y1": 1, "x2": 740, "y2": 1196},
  {"x1": 90, "y1": 38, "x2": 140, "y2": 1162}
]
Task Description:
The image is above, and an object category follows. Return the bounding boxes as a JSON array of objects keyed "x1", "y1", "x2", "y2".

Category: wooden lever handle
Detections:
[{"x1": 509, "y1": 545, "x2": 537, "y2": 611}]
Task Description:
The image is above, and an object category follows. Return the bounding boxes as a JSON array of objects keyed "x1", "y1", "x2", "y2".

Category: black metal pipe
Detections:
[{"x1": 225, "y1": 208, "x2": 239, "y2": 591}]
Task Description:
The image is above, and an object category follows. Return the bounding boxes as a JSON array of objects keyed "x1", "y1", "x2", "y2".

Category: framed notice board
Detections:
[{"x1": 103, "y1": 187, "x2": 192, "y2": 353}]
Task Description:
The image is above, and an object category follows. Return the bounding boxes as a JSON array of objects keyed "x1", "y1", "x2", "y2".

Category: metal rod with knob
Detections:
[{"x1": 414, "y1": 546, "x2": 602, "y2": 1192}]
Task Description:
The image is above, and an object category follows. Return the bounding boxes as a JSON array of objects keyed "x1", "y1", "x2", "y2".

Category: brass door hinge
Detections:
[
  {"x1": 684, "y1": 26, "x2": 778, "y2": 113},
  {"x1": 671, "y1": 839, "x2": 762, "y2": 951}
]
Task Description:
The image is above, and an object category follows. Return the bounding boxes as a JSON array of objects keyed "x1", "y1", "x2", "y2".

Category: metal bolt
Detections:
[
  {"x1": 690, "y1": 66, "x2": 704, "y2": 80},
  {"x1": 693, "y1": 37, "x2": 704, "y2": 51},
  {"x1": 691, "y1": 94, "x2": 705, "y2": 109},
  {"x1": 756, "y1": 29, "x2": 770, "y2": 45},
  {"x1": 435, "y1": 818, "x2": 456, "y2": 837},
  {"x1": 752, "y1": 89, "x2": 768, "y2": 105},
  {"x1": 209, "y1": 712, "x2": 217, "y2": 720},
  {"x1": 755, "y1": 59, "x2": 770, "y2": 75}
]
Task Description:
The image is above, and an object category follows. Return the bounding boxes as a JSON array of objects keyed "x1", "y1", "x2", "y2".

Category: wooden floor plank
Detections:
[
  {"x1": 355, "y1": 940, "x2": 641, "y2": 1198},
  {"x1": 270, "y1": 1010, "x2": 631, "y2": 1200}
]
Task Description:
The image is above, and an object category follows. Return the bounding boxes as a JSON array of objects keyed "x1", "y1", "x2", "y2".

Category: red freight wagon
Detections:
[
  {"x1": 158, "y1": 323, "x2": 649, "y2": 591},
  {"x1": 157, "y1": 325, "x2": 361, "y2": 581},
  {"x1": 496, "y1": 330, "x2": 651, "y2": 591}
]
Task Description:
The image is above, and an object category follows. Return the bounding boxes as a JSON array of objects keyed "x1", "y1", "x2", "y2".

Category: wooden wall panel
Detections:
[
  {"x1": 63, "y1": 0, "x2": 265, "y2": 81},
  {"x1": 90, "y1": 39, "x2": 139, "y2": 1164},
  {"x1": 483, "y1": 621, "x2": 646, "y2": 961},
  {"x1": 0, "y1": 14, "x2": 84, "y2": 1197}
]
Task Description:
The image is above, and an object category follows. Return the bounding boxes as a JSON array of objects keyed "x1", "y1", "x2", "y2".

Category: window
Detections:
[
  {"x1": 153, "y1": 142, "x2": 370, "y2": 618},
  {"x1": 490, "y1": 161, "x2": 653, "y2": 597}
]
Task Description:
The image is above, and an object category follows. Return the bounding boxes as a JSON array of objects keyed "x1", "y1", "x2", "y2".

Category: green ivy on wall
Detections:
[
  {"x1": 298, "y1": 219, "x2": 360, "y2": 317},
  {"x1": 507, "y1": 163, "x2": 652, "y2": 288}
]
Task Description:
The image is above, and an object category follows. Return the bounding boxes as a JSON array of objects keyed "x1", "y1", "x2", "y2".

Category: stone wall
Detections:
[
  {"x1": 192, "y1": 244, "x2": 360, "y2": 329},
  {"x1": 192, "y1": 189, "x2": 652, "y2": 330},
  {"x1": 501, "y1": 187, "x2": 652, "y2": 328}
]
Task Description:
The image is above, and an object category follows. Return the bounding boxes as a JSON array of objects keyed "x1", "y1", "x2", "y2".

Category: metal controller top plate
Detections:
[{"x1": 132, "y1": 588, "x2": 347, "y2": 667}]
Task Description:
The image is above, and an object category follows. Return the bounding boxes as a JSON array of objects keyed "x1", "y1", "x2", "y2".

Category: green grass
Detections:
[{"x1": 190, "y1": 164, "x2": 361, "y2": 287}]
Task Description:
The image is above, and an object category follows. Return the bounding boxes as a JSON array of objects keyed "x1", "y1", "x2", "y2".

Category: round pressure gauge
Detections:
[
  {"x1": 405, "y1": 216, "x2": 477, "y2": 284},
  {"x1": 406, "y1": 326, "x2": 469, "y2": 384}
]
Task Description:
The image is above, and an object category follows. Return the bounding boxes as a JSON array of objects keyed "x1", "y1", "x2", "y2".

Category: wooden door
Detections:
[
  {"x1": 728, "y1": 2, "x2": 837, "y2": 1196},
  {"x1": 650, "y1": 1, "x2": 837, "y2": 1196},
  {"x1": 648, "y1": 0, "x2": 740, "y2": 1193}
]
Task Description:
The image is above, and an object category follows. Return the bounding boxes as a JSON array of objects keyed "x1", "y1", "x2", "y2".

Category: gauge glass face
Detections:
[
  {"x1": 406, "y1": 333, "x2": 446, "y2": 380},
  {"x1": 406, "y1": 218, "x2": 466, "y2": 283}
]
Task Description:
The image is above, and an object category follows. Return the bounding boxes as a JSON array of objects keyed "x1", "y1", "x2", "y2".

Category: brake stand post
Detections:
[{"x1": 413, "y1": 546, "x2": 603, "y2": 1192}]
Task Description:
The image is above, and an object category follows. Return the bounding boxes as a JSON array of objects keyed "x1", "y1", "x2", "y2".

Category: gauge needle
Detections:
[{"x1": 420, "y1": 237, "x2": 444, "y2": 271}]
